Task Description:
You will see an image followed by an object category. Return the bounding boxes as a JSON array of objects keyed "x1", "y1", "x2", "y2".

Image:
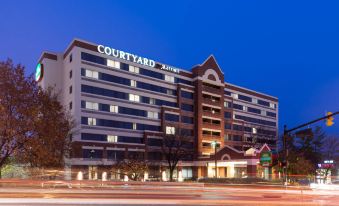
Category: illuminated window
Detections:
[
  {"x1": 231, "y1": 93, "x2": 238, "y2": 99},
  {"x1": 133, "y1": 123, "x2": 137, "y2": 130},
  {"x1": 149, "y1": 98, "x2": 156, "y2": 105},
  {"x1": 129, "y1": 65, "x2": 139, "y2": 73},
  {"x1": 269, "y1": 103, "x2": 276, "y2": 109},
  {"x1": 129, "y1": 94, "x2": 140, "y2": 102},
  {"x1": 166, "y1": 126, "x2": 175, "y2": 135},
  {"x1": 165, "y1": 75, "x2": 174, "y2": 83},
  {"x1": 107, "y1": 59, "x2": 120, "y2": 69},
  {"x1": 147, "y1": 111, "x2": 159, "y2": 119},
  {"x1": 166, "y1": 89, "x2": 174, "y2": 95},
  {"x1": 88, "y1": 118, "x2": 96, "y2": 126},
  {"x1": 252, "y1": 128, "x2": 257, "y2": 134},
  {"x1": 131, "y1": 80, "x2": 137, "y2": 87},
  {"x1": 107, "y1": 135, "x2": 118, "y2": 143},
  {"x1": 85, "y1": 102, "x2": 99, "y2": 110},
  {"x1": 110, "y1": 105, "x2": 118, "y2": 113},
  {"x1": 85, "y1": 69, "x2": 99, "y2": 79}
]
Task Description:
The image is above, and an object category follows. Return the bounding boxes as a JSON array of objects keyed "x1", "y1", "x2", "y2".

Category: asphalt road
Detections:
[{"x1": 0, "y1": 183, "x2": 338, "y2": 205}]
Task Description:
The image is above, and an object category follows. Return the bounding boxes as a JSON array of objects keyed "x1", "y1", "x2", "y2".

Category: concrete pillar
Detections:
[
  {"x1": 178, "y1": 170, "x2": 183, "y2": 182},
  {"x1": 227, "y1": 165, "x2": 235, "y2": 178},
  {"x1": 162, "y1": 171, "x2": 167, "y2": 181},
  {"x1": 144, "y1": 172, "x2": 149, "y2": 182},
  {"x1": 77, "y1": 171, "x2": 83, "y2": 181},
  {"x1": 102, "y1": 172, "x2": 107, "y2": 181}
]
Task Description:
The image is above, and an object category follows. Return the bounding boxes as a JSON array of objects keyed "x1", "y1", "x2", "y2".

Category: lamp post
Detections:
[
  {"x1": 89, "y1": 149, "x2": 95, "y2": 180},
  {"x1": 211, "y1": 141, "x2": 218, "y2": 178}
]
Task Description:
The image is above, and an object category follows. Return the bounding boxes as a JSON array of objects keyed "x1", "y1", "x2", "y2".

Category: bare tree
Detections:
[
  {"x1": 162, "y1": 129, "x2": 194, "y2": 181},
  {"x1": 112, "y1": 158, "x2": 148, "y2": 181}
]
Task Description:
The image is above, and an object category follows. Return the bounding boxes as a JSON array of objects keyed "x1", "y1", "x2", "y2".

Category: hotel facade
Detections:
[{"x1": 37, "y1": 39, "x2": 279, "y2": 180}]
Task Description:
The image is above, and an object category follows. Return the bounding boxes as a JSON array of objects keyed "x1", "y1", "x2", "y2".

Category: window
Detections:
[
  {"x1": 181, "y1": 91, "x2": 193, "y2": 99},
  {"x1": 248, "y1": 107, "x2": 261, "y2": 114},
  {"x1": 88, "y1": 118, "x2": 97, "y2": 126},
  {"x1": 224, "y1": 112, "x2": 232, "y2": 119},
  {"x1": 252, "y1": 128, "x2": 257, "y2": 134},
  {"x1": 166, "y1": 89, "x2": 174, "y2": 95},
  {"x1": 149, "y1": 98, "x2": 156, "y2": 105},
  {"x1": 85, "y1": 69, "x2": 99, "y2": 79},
  {"x1": 258, "y1": 99, "x2": 270, "y2": 107},
  {"x1": 69, "y1": 102, "x2": 72, "y2": 110},
  {"x1": 132, "y1": 123, "x2": 137, "y2": 130},
  {"x1": 233, "y1": 103, "x2": 243, "y2": 110},
  {"x1": 147, "y1": 111, "x2": 158, "y2": 119},
  {"x1": 238, "y1": 94, "x2": 252, "y2": 102},
  {"x1": 81, "y1": 52, "x2": 106, "y2": 65},
  {"x1": 165, "y1": 75, "x2": 174, "y2": 83},
  {"x1": 165, "y1": 113, "x2": 179, "y2": 122},
  {"x1": 107, "y1": 59, "x2": 120, "y2": 68},
  {"x1": 110, "y1": 105, "x2": 118, "y2": 113},
  {"x1": 181, "y1": 116, "x2": 193, "y2": 124},
  {"x1": 267, "y1": 111, "x2": 277, "y2": 118},
  {"x1": 270, "y1": 103, "x2": 276, "y2": 109},
  {"x1": 107, "y1": 135, "x2": 118, "y2": 143},
  {"x1": 85, "y1": 102, "x2": 99, "y2": 110},
  {"x1": 130, "y1": 80, "x2": 137, "y2": 87},
  {"x1": 181, "y1": 103, "x2": 194, "y2": 112},
  {"x1": 129, "y1": 94, "x2": 140, "y2": 102},
  {"x1": 69, "y1": 54, "x2": 72, "y2": 62},
  {"x1": 224, "y1": 101, "x2": 230, "y2": 108},
  {"x1": 69, "y1": 70, "x2": 72, "y2": 79},
  {"x1": 166, "y1": 126, "x2": 175, "y2": 135},
  {"x1": 231, "y1": 93, "x2": 238, "y2": 99},
  {"x1": 129, "y1": 65, "x2": 139, "y2": 73},
  {"x1": 69, "y1": 86, "x2": 72, "y2": 94}
]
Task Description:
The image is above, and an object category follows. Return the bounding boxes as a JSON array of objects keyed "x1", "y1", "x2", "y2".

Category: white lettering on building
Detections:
[{"x1": 97, "y1": 44, "x2": 178, "y2": 73}]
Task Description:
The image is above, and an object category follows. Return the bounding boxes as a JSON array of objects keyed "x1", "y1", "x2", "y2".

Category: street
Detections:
[{"x1": 0, "y1": 183, "x2": 338, "y2": 205}]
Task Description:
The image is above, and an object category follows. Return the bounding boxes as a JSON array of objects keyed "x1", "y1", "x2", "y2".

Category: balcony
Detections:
[
  {"x1": 202, "y1": 98, "x2": 221, "y2": 107},
  {"x1": 202, "y1": 85, "x2": 221, "y2": 94}
]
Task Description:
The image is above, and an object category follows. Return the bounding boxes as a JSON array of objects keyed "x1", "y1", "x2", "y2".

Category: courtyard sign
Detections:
[
  {"x1": 260, "y1": 151, "x2": 272, "y2": 167},
  {"x1": 97, "y1": 44, "x2": 180, "y2": 74},
  {"x1": 35, "y1": 63, "x2": 44, "y2": 82}
]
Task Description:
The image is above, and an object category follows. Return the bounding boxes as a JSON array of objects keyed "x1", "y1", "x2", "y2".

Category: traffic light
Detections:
[{"x1": 326, "y1": 112, "x2": 334, "y2": 126}]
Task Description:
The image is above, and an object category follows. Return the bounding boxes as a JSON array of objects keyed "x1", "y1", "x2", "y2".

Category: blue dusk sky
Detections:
[{"x1": 0, "y1": 0, "x2": 338, "y2": 135}]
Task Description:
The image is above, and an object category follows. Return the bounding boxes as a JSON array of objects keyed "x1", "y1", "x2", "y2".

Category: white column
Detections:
[
  {"x1": 77, "y1": 171, "x2": 83, "y2": 180},
  {"x1": 102, "y1": 172, "x2": 107, "y2": 181},
  {"x1": 162, "y1": 171, "x2": 167, "y2": 181},
  {"x1": 124, "y1": 175, "x2": 129, "y2": 182},
  {"x1": 178, "y1": 170, "x2": 183, "y2": 182},
  {"x1": 144, "y1": 172, "x2": 149, "y2": 182},
  {"x1": 227, "y1": 164, "x2": 235, "y2": 178}
]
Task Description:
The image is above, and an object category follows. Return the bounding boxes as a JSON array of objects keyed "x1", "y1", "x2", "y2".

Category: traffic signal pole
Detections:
[{"x1": 283, "y1": 111, "x2": 338, "y2": 185}]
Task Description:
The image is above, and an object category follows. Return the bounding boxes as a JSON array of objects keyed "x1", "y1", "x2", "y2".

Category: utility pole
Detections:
[{"x1": 283, "y1": 111, "x2": 338, "y2": 186}]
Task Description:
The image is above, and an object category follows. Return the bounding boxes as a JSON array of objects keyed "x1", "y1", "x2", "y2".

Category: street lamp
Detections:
[
  {"x1": 211, "y1": 141, "x2": 218, "y2": 178},
  {"x1": 89, "y1": 149, "x2": 95, "y2": 180}
]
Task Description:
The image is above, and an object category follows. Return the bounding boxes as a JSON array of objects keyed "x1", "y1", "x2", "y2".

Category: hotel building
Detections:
[{"x1": 37, "y1": 39, "x2": 279, "y2": 180}]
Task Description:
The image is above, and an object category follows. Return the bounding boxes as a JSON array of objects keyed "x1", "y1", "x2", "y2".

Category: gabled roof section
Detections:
[
  {"x1": 201, "y1": 55, "x2": 224, "y2": 75},
  {"x1": 191, "y1": 55, "x2": 225, "y2": 83}
]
